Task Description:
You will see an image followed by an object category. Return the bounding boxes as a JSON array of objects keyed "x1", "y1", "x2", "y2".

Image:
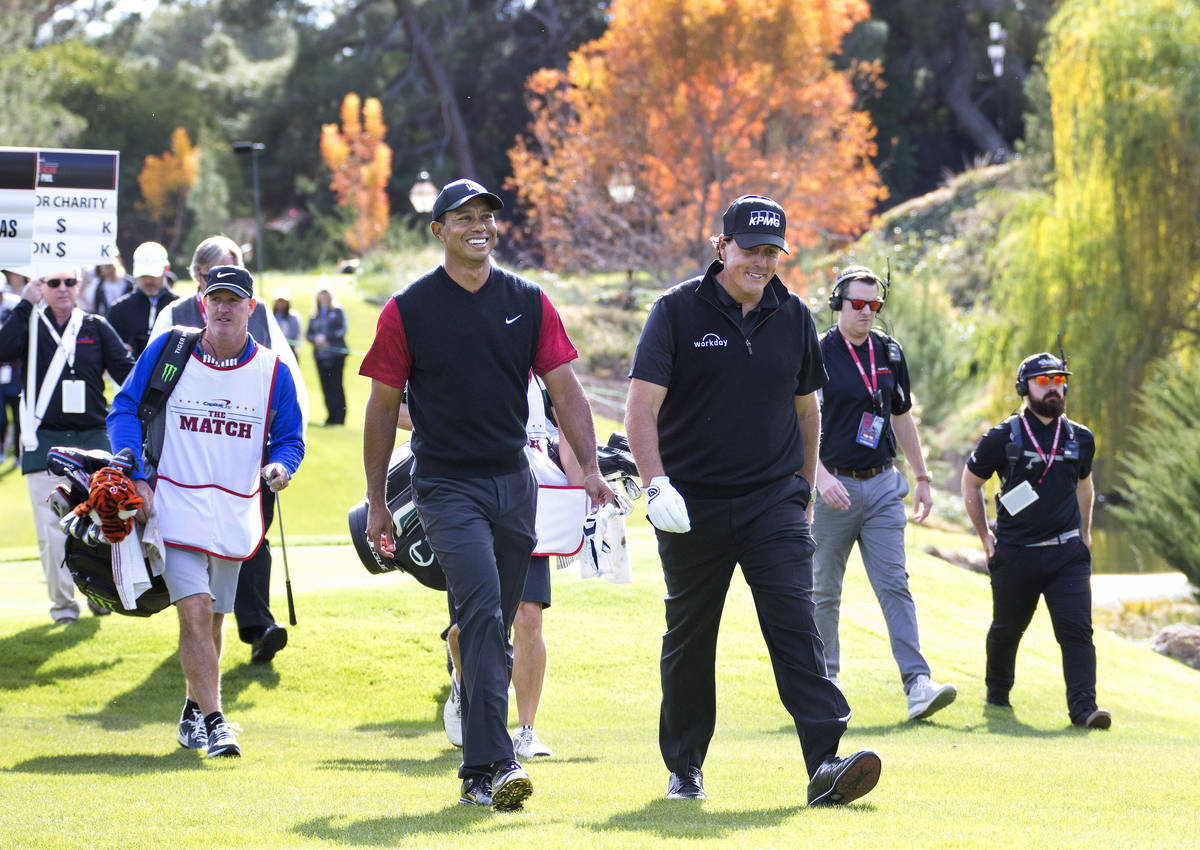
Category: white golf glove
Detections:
[
  {"x1": 645, "y1": 475, "x2": 691, "y2": 533},
  {"x1": 581, "y1": 495, "x2": 632, "y2": 577}
]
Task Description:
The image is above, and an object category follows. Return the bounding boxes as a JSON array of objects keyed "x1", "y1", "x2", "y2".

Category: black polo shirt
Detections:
[
  {"x1": 107, "y1": 288, "x2": 179, "y2": 357},
  {"x1": 818, "y1": 328, "x2": 912, "y2": 470},
  {"x1": 630, "y1": 260, "x2": 827, "y2": 499},
  {"x1": 966, "y1": 409, "x2": 1095, "y2": 545}
]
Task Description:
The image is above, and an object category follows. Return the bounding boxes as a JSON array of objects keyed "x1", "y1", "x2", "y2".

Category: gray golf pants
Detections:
[{"x1": 812, "y1": 467, "x2": 930, "y2": 689}]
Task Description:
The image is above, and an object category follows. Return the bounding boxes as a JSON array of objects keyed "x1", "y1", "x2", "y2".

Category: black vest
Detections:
[{"x1": 395, "y1": 266, "x2": 543, "y2": 478}]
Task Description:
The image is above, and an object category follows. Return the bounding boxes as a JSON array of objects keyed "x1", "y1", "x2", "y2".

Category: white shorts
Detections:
[{"x1": 163, "y1": 547, "x2": 241, "y2": 613}]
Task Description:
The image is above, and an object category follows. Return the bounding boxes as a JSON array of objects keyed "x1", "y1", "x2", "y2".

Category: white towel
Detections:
[
  {"x1": 110, "y1": 514, "x2": 167, "y2": 611},
  {"x1": 112, "y1": 529, "x2": 151, "y2": 610}
]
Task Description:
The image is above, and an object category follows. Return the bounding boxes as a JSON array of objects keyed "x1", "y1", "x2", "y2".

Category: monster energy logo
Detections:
[{"x1": 161, "y1": 363, "x2": 179, "y2": 383}]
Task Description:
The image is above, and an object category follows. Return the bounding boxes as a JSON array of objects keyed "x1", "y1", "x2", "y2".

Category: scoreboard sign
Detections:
[{"x1": 0, "y1": 147, "x2": 119, "y2": 277}]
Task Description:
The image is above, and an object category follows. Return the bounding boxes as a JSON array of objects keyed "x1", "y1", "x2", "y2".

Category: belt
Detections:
[
  {"x1": 1024, "y1": 528, "x2": 1081, "y2": 548},
  {"x1": 829, "y1": 463, "x2": 892, "y2": 480}
]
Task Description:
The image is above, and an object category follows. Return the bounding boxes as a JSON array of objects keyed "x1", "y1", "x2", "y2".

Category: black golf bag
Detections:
[
  {"x1": 46, "y1": 445, "x2": 171, "y2": 617},
  {"x1": 348, "y1": 434, "x2": 641, "y2": 589},
  {"x1": 347, "y1": 442, "x2": 446, "y2": 590}
]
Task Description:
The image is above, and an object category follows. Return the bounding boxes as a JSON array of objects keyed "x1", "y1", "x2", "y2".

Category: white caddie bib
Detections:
[
  {"x1": 524, "y1": 376, "x2": 586, "y2": 556},
  {"x1": 155, "y1": 346, "x2": 280, "y2": 559}
]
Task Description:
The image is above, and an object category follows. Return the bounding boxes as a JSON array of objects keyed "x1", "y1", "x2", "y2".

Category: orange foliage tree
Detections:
[
  {"x1": 507, "y1": 0, "x2": 887, "y2": 285},
  {"x1": 138, "y1": 127, "x2": 200, "y2": 251},
  {"x1": 320, "y1": 93, "x2": 392, "y2": 255}
]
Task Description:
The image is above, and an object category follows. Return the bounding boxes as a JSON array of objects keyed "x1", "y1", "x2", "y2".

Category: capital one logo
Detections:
[{"x1": 748, "y1": 210, "x2": 780, "y2": 228}]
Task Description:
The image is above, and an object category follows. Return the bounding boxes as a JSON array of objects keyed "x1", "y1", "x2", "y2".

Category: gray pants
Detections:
[
  {"x1": 812, "y1": 468, "x2": 929, "y2": 689},
  {"x1": 413, "y1": 468, "x2": 537, "y2": 777}
]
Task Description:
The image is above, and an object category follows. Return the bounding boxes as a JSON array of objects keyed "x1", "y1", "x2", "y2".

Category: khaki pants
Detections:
[{"x1": 26, "y1": 470, "x2": 80, "y2": 622}]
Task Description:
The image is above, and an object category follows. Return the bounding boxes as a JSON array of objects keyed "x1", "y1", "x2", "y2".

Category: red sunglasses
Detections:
[
  {"x1": 847, "y1": 298, "x2": 882, "y2": 312},
  {"x1": 1033, "y1": 374, "x2": 1067, "y2": 387}
]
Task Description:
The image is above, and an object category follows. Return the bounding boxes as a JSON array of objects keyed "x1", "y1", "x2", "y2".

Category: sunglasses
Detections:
[
  {"x1": 44, "y1": 278, "x2": 78, "y2": 289},
  {"x1": 847, "y1": 298, "x2": 883, "y2": 312},
  {"x1": 1033, "y1": 374, "x2": 1068, "y2": 388}
]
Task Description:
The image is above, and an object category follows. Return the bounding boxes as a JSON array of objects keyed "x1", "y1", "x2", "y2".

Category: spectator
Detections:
[
  {"x1": 272, "y1": 288, "x2": 302, "y2": 362},
  {"x1": 306, "y1": 286, "x2": 347, "y2": 426},
  {"x1": 86, "y1": 260, "x2": 134, "y2": 318},
  {"x1": 106, "y1": 241, "x2": 180, "y2": 357},
  {"x1": 0, "y1": 265, "x2": 134, "y2": 623},
  {"x1": 1, "y1": 269, "x2": 27, "y2": 467}
]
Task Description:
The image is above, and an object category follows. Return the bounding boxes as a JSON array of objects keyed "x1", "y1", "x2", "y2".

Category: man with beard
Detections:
[{"x1": 961, "y1": 353, "x2": 1110, "y2": 729}]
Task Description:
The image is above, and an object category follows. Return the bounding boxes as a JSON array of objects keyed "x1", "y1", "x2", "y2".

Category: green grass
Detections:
[{"x1": 1, "y1": 519, "x2": 1197, "y2": 849}]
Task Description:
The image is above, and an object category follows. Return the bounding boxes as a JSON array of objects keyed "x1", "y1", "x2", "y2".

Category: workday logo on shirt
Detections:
[{"x1": 693, "y1": 332, "x2": 728, "y2": 349}]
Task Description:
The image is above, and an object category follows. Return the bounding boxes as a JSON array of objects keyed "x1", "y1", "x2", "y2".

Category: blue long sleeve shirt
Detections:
[{"x1": 108, "y1": 331, "x2": 305, "y2": 480}]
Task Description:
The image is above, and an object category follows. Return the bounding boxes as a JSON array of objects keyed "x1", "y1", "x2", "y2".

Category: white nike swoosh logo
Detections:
[
  {"x1": 506, "y1": 315, "x2": 521, "y2": 325},
  {"x1": 217, "y1": 271, "x2": 236, "y2": 278}
]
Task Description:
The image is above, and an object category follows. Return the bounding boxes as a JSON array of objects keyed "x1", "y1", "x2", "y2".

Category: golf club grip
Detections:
[{"x1": 285, "y1": 578, "x2": 297, "y2": 626}]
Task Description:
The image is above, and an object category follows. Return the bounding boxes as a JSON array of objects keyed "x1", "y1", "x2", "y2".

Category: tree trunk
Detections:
[
  {"x1": 940, "y1": 9, "x2": 1007, "y2": 157},
  {"x1": 393, "y1": 0, "x2": 476, "y2": 178}
]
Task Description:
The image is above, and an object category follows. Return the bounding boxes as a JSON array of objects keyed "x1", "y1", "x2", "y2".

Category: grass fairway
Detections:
[{"x1": 1, "y1": 519, "x2": 1197, "y2": 849}]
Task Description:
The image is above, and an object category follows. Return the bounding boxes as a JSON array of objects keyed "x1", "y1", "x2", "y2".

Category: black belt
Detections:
[{"x1": 829, "y1": 463, "x2": 892, "y2": 480}]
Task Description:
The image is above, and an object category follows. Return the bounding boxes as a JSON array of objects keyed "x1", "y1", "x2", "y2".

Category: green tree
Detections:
[
  {"x1": 1114, "y1": 358, "x2": 1200, "y2": 599},
  {"x1": 0, "y1": 14, "x2": 84, "y2": 145},
  {"x1": 986, "y1": 0, "x2": 1200, "y2": 471}
]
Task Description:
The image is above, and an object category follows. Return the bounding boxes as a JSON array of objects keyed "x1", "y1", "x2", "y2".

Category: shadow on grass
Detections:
[
  {"x1": 0, "y1": 620, "x2": 117, "y2": 689},
  {"x1": 67, "y1": 654, "x2": 182, "y2": 731},
  {"x1": 223, "y1": 660, "x2": 282, "y2": 706},
  {"x1": 975, "y1": 705, "x2": 1085, "y2": 737},
  {"x1": 317, "y1": 754, "x2": 455, "y2": 777},
  {"x1": 5, "y1": 749, "x2": 204, "y2": 775},
  {"x1": 588, "y1": 799, "x2": 861, "y2": 838},
  {"x1": 293, "y1": 807, "x2": 497, "y2": 843}
]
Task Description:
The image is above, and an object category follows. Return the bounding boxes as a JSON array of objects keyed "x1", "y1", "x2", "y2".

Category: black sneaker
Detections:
[
  {"x1": 459, "y1": 774, "x2": 493, "y2": 806},
  {"x1": 177, "y1": 705, "x2": 208, "y2": 750},
  {"x1": 666, "y1": 766, "x2": 706, "y2": 800},
  {"x1": 206, "y1": 719, "x2": 242, "y2": 758},
  {"x1": 251, "y1": 624, "x2": 288, "y2": 664},
  {"x1": 807, "y1": 751, "x2": 881, "y2": 806},
  {"x1": 491, "y1": 760, "x2": 533, "y2": 811}
]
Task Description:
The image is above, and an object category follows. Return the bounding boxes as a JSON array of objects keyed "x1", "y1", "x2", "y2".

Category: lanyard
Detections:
[
  {"x1": 841, "y1": 331, "x2": 877, "y2": 398},
  {"x1": 38, "y1": 307, "x2": 84, "y2": 371},
  {"x1": 1020, "y1": 413, "x2": 1063, "y2": 484},
  {"x1": 146, "y1": 294, "x2": 161, "y2": 331}
]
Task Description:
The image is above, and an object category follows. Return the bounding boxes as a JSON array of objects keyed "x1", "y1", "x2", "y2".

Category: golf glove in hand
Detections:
[{"x1": 646, "y1": 476, "x2": 690, "y2": 533}]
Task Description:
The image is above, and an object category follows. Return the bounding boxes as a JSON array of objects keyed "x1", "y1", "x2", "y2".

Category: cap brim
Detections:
[
  {"x1": 204, "y1": 283, "x2": 252, "y2": 299},
  {"x1": 436, "y1": 191, "x2": 504, "y2": 219},
  {"x1": 732, "y1": 233, "x2": 789, "y2": 255}
]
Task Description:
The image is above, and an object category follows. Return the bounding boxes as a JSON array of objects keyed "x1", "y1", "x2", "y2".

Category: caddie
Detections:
[{"x1": 108, "y1": 265, "x2": 305, "y2": 758}]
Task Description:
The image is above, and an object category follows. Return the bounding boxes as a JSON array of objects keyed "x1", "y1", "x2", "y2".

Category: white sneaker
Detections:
[
  {"x1": 907, "y1": 674, "x2": 957, "y2": 720},
  {"x1": 206, "y1": 719, "x2": 242, "y2": 758},
  {"x1": 443, "y1": 677, "x2": 463, "y2": 748},
  {"x1": 513, "y1": 725, "x2": 553, "y2": 758}
]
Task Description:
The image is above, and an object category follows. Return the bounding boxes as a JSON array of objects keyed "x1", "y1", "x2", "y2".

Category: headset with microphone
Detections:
[{"x1": 828, "y1": 262, "x2": 891, "y2": 312}]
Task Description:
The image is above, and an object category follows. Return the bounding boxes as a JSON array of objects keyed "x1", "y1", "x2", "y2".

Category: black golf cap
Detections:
[
  {"x1": 205, "y1": 265, "x2": 253, "y2": 298},
  {"x1": 430, "y1": 178, "x2": 503, "y2": 222},
  {"x1": 1017, "y1": 352, "x2": 1072, "y2": 382},
  {"x1": 722, "y1": 195, "x2": 789, "y2": 254}
]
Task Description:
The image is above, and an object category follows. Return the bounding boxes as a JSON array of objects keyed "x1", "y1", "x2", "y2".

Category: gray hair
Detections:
[{"x1": 189, "y1": 235, "x2": 243, "y2": 287}]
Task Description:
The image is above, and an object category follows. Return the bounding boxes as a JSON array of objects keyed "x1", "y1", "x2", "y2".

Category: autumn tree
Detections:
[
  {"x1": 137, "y1": 127, "x2": 200, "y2": 253},
  {"x1": 507, "y1": 0, "x2": 888, "y2": 284},
  {"x1": 320, "y1": 93, "x2": 392, "y2": 255},
  {"x1": 986, "y1": 0, "x2": 1200, "y2": 471}
]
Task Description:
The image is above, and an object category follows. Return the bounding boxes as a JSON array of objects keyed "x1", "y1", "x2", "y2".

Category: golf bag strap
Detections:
[{"x1": 138, "y1": 328, "x2": 201, "y2": 480}]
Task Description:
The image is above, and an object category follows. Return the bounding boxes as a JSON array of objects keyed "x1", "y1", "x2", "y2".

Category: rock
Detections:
[
  {"x1": 1150, "y1": 623, "x2": 1200, "y2": 670},
  {"x1": 924, "y1": 544, "x2": 988, "y2": 574}
]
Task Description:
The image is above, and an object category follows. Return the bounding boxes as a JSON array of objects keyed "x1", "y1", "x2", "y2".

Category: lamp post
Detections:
[
  {"x1": 409, "y1": 171, "x2": 438, "y2": 245},
  {"x1": 233, "y1": 141, "x2": 266, "y2": 279},
  {"x1": 987, "y1": 22, "x2": 1007, "y2": 159},
  {"x1": 607, "y1": 164, "x2": 636, "y2": 307}
]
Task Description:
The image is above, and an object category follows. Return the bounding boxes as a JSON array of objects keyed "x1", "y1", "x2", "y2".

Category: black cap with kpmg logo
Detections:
[
  {"x1": 430, "y1": 178, "x2": 504, "y2": 222},
  {"x1": 204, "y1": 265, "x2": 253, "y2": 299},
  {"x1": 722, "y1": 195, "x2": 789, "y2": 254}
]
